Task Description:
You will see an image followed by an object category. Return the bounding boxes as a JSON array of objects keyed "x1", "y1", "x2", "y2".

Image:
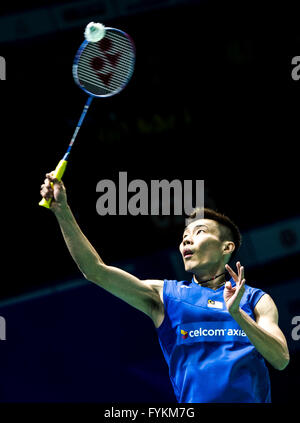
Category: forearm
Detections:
[
  {"x1": 53, "y1": 203, "x2": 104, "y2": 277},
  {"x1": 230, "y1": 308, "x2": 289, "y2": 370},
  {"x1": 51, "y1": 203, "x2": 159, "y2": 318}
]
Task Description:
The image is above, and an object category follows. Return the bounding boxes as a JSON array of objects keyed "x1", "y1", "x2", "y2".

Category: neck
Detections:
[{"x1": 193, "y1": 268, "x2": 227, "y2": 290}]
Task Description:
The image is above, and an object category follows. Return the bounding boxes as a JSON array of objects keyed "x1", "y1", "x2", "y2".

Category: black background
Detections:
[
  {"x1": 1, "y1": 0, "x2": 299, "y2": 297},
  {"x1": 0, "y1": 0, "x2": 299, "y2": 408}
]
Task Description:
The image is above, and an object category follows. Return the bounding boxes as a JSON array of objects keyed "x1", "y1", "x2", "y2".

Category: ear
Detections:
[{"x1": 223, "y1": 241, "x2": 235, "y2": 255}]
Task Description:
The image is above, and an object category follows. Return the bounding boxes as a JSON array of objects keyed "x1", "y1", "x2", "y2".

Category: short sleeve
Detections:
[
  {"x1": 250, "y1": 288, "x2": 266, "y2": 309},
  {"x1": 163, "y1": 279, "x2": 179, "y2": 300}
]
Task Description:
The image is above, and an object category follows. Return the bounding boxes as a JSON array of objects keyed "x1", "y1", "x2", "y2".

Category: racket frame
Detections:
[
  {"x1": 39, "y1": 27, "x2": 135, "y2": 209},
  {"x1": 72, "y1": 27, "x2": 136, "y2": 99}
]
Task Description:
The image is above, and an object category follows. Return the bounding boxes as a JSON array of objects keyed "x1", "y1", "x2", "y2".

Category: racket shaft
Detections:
[
  {"x1": 39, "y1": 160, "x2": 68, "y2": 208},
  {"x1": 63, "y1": 96, "x2": 93, "y2": 161},
  {"x1": 39, "y1": 96, "x2": 93, "y2": 209}
]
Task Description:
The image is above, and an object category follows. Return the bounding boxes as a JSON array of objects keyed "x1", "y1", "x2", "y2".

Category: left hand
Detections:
[{"x1": 224, "y1": 262, "x2": 246, "y2": 314}]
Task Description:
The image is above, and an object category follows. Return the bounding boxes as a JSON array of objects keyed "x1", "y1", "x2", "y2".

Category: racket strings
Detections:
[{"x1": 77, "y1": 30, "x2": 135, "y2": 96}]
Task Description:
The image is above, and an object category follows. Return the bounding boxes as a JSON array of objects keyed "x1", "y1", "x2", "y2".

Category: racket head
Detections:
[{"x1": 73, "y1": 27, "x2": 136, "y2": 98}]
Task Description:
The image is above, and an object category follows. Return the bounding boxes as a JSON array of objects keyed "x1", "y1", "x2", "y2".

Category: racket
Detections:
[{"x1": 39, "y1": 26, "x2": 136, "y2": 208}]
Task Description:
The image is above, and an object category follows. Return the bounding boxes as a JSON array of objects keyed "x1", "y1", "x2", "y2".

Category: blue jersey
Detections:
[{"x1": 156, "y1": 277, "x2": 271, "y2": 403}]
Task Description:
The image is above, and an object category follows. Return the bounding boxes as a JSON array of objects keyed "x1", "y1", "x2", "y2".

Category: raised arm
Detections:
[
  {"x1": 40, "y1": 173, "x2": 164, "y2": 322},
  {"x1": 224, "y1": 262, "x2": 290, "y2": 370}
]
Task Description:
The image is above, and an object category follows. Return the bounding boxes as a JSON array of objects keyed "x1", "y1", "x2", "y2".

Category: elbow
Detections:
[
  {"x1": 275, "y1": 361, "x2": 289, "y2": 371},
  {"x1": 81, "y1": 261, "x2": 106, "y2": 282},
  {"x1": 274, "y1": 352, "x2": 290, "y2": 371}
]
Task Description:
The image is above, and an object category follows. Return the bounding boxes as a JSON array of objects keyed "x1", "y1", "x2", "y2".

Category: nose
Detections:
[{"x1": 183, "y1": 236, "x2": 193, "y2": 246}]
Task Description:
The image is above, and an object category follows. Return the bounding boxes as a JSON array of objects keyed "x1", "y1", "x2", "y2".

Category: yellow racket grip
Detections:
[{"x1": 39, "y1": 160, "x2": 68, "y2": 209}]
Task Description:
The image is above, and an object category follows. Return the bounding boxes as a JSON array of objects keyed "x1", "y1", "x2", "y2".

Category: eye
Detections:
[{"x1": 196, "y1": 229, "x2": 204, "y2": 235}]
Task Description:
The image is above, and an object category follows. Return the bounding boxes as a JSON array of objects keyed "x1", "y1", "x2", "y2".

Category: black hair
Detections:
[{"x1": 186, "y1": 207, "x2": 242, "y2": 259}]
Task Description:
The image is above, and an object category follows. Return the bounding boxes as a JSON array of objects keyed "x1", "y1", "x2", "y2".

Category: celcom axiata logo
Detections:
[
  {"x1": 179, "y1": 322, "x2": 247, "y2": 343},
  {"x1": 181, "y1": 330, "x2": 188, "y2": 339}
]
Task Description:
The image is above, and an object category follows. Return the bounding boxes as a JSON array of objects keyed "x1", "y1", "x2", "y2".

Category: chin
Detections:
[
  {"x1": 183, "y1": 256, "x2": 210, "y2": 274},
  {"x1": 184, "y1": 262, "x2": 196, "y2": 273}
]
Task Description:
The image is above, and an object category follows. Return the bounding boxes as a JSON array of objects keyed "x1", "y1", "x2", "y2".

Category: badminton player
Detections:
[{"x1": 40, "y1": 173, "x2": 290, "y2": 403}]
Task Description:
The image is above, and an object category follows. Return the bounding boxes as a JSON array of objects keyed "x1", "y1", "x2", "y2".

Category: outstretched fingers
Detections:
[
  {"x1": 226, "y1": 262, "x2": 245, "y2": 286},
  {"x1": 225, "y1": 263, "x2": 237, "y2": 281}
]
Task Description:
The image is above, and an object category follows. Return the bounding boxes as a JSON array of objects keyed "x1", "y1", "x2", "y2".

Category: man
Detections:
[{"x1": 40, "y1": 173, "x2": 290, "y2": 403}]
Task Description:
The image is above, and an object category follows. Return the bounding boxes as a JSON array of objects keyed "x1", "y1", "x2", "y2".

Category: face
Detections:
[{"x1": 179, "y1": 218, "x2": 229, "y2": 273}]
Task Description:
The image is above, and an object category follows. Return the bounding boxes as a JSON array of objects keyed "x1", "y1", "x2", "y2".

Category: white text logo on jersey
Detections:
[{"x1": 179, "y1": 322, "x2": 248, "y2": 343}]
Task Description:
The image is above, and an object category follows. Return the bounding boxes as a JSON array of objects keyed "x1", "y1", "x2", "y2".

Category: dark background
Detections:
[{"x1": 0, "y1": 0, "x2": 299, "y2": 406}]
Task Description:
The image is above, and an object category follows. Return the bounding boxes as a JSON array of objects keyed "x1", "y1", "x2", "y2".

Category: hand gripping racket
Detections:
[{"x1": 39, "y1": 26, "x2": 136, "y2": 208}]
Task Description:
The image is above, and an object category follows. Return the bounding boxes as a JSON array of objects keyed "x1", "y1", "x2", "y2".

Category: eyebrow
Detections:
[{"x1": 182, "y1": 224, "x2": 209, "y2": 238}]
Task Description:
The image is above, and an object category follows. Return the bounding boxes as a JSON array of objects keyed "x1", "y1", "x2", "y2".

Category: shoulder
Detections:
[
  {"x1": 162, "y1": 279, "x2": 191, "y2": 297},
  {"x1": 142, "y1": 279, "x2": 164, "y2": 288},
  {"x1": 144, "y1": 279, "x2": 186, "y2": 299},
  {"x1": 239, "y1": 282, "x2": 278, "y2": 322},
  {"x1": 242, "y1": 284, "x2": 267, "y2": 307},
  {"x1": 253, "y1": 293, "x2": 279, "y2": 321},
  {"x1": 142, "y1": 279, "x2": 164, "y2": 303}
]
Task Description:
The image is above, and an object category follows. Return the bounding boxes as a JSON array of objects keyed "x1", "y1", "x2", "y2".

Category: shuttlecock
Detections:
[{"x1": 84, "y1": 22, "x2": 106, "y2": 42}]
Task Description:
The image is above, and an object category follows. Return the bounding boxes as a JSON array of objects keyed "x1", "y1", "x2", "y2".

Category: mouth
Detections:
[{"x1": 183, "y1": 249, "x2": 194, "y2": 259}]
